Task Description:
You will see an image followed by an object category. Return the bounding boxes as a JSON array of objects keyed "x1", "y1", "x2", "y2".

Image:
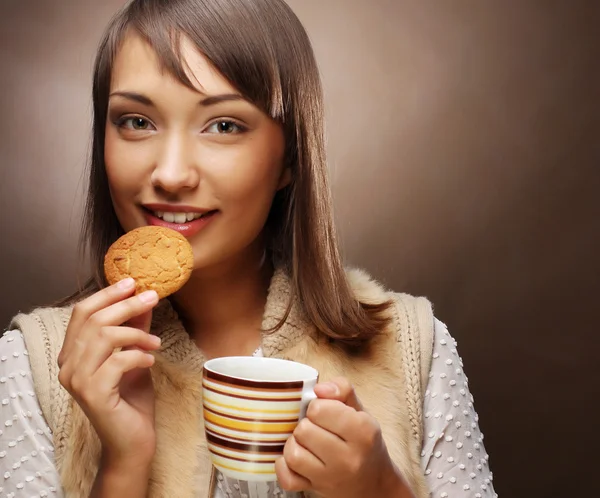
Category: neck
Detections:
[{"x1": 170, "y1": 246, "x2": 272, "y2": 359}]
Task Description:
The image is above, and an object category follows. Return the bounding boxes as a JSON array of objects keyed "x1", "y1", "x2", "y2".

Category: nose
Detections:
[{"x1": 150, "y1": 133, "x2": 199, "y2": 193}]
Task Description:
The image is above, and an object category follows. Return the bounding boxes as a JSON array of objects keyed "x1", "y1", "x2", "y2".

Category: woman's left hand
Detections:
[{"x1": 275, "y1": 377, "x2": 414, "y2": 498}]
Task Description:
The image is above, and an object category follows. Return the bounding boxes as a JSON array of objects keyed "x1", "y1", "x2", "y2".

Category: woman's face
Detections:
[{"x1": 105, "y1": 33, "x2": 288, "y2": 271}]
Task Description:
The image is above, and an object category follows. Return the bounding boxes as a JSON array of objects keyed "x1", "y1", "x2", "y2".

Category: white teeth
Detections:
[
  {"x1": 152, "y1": 211, "x2": 206, "y2": 223},
  {"x1": 174, "y1": 213, "x2": 187, "y2": 224}
]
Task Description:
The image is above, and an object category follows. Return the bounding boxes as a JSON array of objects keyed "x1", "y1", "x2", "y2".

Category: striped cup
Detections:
[{"x1": 202, "y1": 356, "x2": 319, "y2": 481}]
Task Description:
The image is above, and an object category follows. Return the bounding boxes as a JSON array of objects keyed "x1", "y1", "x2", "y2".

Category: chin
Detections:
[
  {"x1": 189, "y1": 241, "x2": 262, "y2": 276},
  {"x1": 189, "y1": 249, "x2": 229, "y2": 273}
]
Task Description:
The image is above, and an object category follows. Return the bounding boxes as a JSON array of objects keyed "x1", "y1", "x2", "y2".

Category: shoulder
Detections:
[
  {"x1": 10, "y1": 305, "x2": 74, "y2": 342},
  {"x1": 344, "y1": 267, "x2": 434, "y2": 329},
  {"x1": 345, "y1": 267, "x2": 391, "y2": 303},
  {"x1": 344, "y1": 267, "x2": 436, "y2": 383},
  {"x1": 345, "y1": 266, "x2": 433, "y2": 310},
  {"x1": 8, "y1": 304, "x2": 73, "y2": 374}
]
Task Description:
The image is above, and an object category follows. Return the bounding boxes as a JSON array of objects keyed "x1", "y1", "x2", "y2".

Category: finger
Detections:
[
  {"x1": 59, "y1": 278, "x2": 137, "y2": 366},
  {"x1": 313, "y1": 377, "x2": 363, "y2": 411},
  {"x1": 283, "y1": 434, "x2": 325, "y2": 479},
  {"x1": 124, "y1": 309, "x2": 153, "y2": 336},
  {"x1": 292, "y1": 417, "x2": 344, "y2": 465},
  {"x1": 75, "y1": 326, "x2": 161, "y2": 379},
  {"x1": 84, "y1": 291, "x2": 159, "y2": 340},
  {"x1": 89, "y1": 350, "x2": 155, "y2": 404},
  {"x1": 275, "y1": 456, "x2": 312, "y2": 493},
  {"x1": 305, "y1": 398, "x2": 358, "y2": 441},
  {"x1": 67, "y1": 293, "x2": 157, "y2": 375},
  {"x1": 58, "y1": 323, "x2": 159, "y2": 390}
]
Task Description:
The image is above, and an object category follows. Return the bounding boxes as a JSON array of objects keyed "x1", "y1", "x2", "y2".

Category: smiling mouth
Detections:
[{"x1": 144, "y1": 208, "x2": 218, "y2": 224}]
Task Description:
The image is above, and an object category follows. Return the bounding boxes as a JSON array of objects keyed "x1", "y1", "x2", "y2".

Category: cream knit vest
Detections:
[{"x1": 11, "y1": 269, "x2": 434, "y2": 498}]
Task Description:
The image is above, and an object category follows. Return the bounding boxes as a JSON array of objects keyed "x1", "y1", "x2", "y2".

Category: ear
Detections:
[{"x1": 277, "y1": 166, "x2": 292, "y2": 191}]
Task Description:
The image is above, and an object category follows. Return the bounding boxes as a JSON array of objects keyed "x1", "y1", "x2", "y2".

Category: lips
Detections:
[{"x1": 142, "y1": 206, "x2": 218, "y2": 238}]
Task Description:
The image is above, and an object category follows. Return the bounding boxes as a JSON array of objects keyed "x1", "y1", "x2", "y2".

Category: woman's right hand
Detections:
[{"x1": 57, "y1": 277, "x2": 161, "y2": 469}]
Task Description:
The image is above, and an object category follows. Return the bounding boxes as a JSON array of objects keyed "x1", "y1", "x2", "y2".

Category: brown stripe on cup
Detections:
[
  {"x1": 206, "y1": 432, "x2": 286, "y2": 454},
  {"x1": 206, "y1": 428, "x2": 289, "y2": 444},
  {"x1": 209, "y1": 448, "x2": 277, "y2": 465},
  {"x1": 203, "y1": 369, "x2": 304, "y2": 390},
  {"x1": 206, "y1": 434, "x2": 285, "y2": 455},
  {"x1": 202, "y1": 382, "x2": 302, "y2": 402}
]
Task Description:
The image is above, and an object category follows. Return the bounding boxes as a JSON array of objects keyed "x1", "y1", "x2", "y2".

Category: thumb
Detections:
[{"x1": 314, "y1": 377, "x2": 364, "y2": 411}]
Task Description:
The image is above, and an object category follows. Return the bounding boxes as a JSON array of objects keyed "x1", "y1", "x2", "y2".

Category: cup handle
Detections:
[{"x1": 299, "y1": 389, "x2": 317, "y2": 419}]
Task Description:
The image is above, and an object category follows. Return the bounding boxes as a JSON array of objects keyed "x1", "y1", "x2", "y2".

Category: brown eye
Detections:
[
  {"x1": 217, "y1": 121, "x2": 235, "y2": 133},
  {"x1": 117, "y1": 116, "x2": 154, "y2": 131},
  {"x1": 130, "y1": 117, "x2": 149, "y2": 130},
  {"x1": 205, "y1": 119, "x2": 245, "y2": 134}
]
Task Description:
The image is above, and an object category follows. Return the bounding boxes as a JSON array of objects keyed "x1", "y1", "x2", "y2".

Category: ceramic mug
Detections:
[{"x1": 202, "y1": 356, "x2": 319, "y2": 481}]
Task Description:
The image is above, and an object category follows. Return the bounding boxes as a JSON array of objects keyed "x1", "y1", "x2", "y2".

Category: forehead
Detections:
[{"x1": 110, "y1": 32, "x2": 237, "y2": 96}]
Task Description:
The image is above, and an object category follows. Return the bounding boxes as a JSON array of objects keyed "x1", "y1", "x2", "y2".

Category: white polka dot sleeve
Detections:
[
  {"x1": 0, "y1": 330, "x2": 63, "y2": 498},
  {"x1": 422, "y1": 320, "x2": 497, "y2": 497}
]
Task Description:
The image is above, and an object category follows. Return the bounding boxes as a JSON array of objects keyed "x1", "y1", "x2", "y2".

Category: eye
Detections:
[
  {"x1": 205, "y1": 120, "x2": 246, "y2": 134},
  {"x1": 117, "y1": 116, "x2": 154, "y2": 131}
]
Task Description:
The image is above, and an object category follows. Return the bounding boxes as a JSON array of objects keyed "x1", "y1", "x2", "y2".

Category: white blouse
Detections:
[{"x1": 0, "y1": 320, "x2": 496, "y2": 498}]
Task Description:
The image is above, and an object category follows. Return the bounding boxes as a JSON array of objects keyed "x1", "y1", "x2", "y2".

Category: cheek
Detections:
[
  {"x1": 104, "y1": 129, "x2": 151, "y2": 199},
  {"x1": 103, "y1": 128, "x2": 153, "y2": 229},
  {"x1": 208, "y1": 142, "x2": 284, "y2": 220}
]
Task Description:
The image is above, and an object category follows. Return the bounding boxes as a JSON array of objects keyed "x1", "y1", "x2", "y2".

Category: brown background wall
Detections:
[{"x1": 1, "y1": 1, "x2": 598, "y2": 497}]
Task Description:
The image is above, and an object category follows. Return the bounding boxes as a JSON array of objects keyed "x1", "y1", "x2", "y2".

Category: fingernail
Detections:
[
  {"x1": 117, "y1": 278, "x2": 135, "y2": 290},
  {"x1": 138, "y1": 290, "x2": 158, "y2": 304},
  {"x1": 319, "y1": 382, "x2": 339, "y2": 396},
  {"x1": 150, "y1": 335, "x2": 162, "y2": 346}
]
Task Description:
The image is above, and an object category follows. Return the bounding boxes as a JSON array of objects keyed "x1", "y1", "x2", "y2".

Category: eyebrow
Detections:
[
  {"x1": 109, "y1": 91, "x2": 154, "y2": 105},
  {"x1": 109, "y1": 91, "x2": 245, "y2": 107},
  {"x1": 200, "y1": 94, "x2": 245, "y2": 106}
]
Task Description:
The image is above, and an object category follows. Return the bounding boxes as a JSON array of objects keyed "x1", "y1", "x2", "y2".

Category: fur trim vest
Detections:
[{"x1": 10, "y1": 269, "x2": 434, "y2": 497}]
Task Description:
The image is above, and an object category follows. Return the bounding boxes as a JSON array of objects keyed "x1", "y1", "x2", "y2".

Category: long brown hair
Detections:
[{"x1": 66, "y1": 0, "x2": 392, "y2": 347}]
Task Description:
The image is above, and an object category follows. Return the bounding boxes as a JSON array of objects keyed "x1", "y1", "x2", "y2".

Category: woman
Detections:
[{"x1": 0, "y1": 0, "x2": 496, "y2": 497}]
